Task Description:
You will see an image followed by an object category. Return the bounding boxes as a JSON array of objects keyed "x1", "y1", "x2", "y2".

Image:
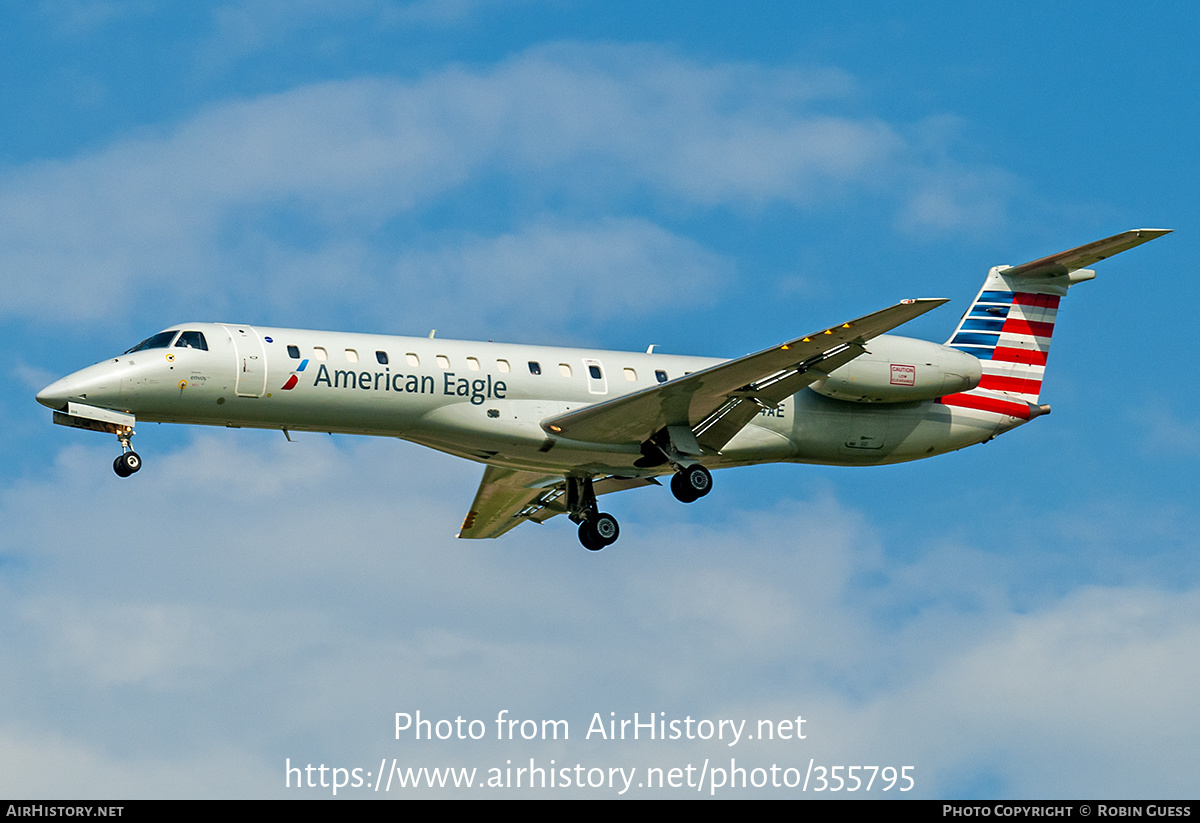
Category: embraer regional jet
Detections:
[{"x1": 37, "y1": 229, "x2": 1168, "y2": 550}]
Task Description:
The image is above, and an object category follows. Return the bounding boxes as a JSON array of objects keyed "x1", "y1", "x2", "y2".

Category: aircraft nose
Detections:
[
  {"x1": 36, "y1": 360, "x2": 126, "y2": 410},
  {"x1": 36, "y1": 377, "x2": 72, "y2": 410}
]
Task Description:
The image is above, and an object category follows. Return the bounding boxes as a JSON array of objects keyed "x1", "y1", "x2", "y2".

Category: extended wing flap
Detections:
[
  {"x1": 1003, "y1": 228, "x2": 1171, "y2": 278},
  {"x1": 458, "y1": 466, "x2": 561, "y2": 539},
  {"x1": 457, "y1": 468, "x2": 661, "y2": 539},
  {"x1": 541, "y1": 298, "x2": 947, "y2": 446},
  {"x1": 692, "y1": 341, "x2": 867, "y2": 451}
]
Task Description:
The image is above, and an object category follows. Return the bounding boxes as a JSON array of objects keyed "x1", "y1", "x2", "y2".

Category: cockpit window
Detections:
[
  {"x1": 174, "y1": 331, "x2": 208, "y2": 351},
  {"x1": 125, "y1": 331, "x2": 179, "y2": 353}
]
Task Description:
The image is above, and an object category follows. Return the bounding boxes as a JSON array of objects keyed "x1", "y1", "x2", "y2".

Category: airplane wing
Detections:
[
  {"x1": 1003, "y1": 228, "x2": 1171, "y2": 278},
  {"x1": 457, "y1": 467, "x2": 658, "y2": 539},
  {"x1": 540, "y1": 298, "x2": 947, "y2": 452}
]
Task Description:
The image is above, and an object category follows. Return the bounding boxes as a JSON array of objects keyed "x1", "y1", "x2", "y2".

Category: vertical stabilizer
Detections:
[
  {"x1": 946, "y1": 267, "x2": 1069, "y2": 406},
  {"x1": 941, "y1": 229, "x2": 1169, "y2": 419}
]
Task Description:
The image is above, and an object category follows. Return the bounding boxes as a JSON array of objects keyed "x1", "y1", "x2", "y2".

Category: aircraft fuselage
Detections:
[
  {"x1": 33, "y1": 229, "x2": 1169, "y2": 549},
  {"x1": 37, "y1": 321, "x2": 1008, "y2": 478}
]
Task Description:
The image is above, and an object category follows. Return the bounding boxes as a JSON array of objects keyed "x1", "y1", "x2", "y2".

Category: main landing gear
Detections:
[
  {"x1": 566, "y1": 465, "x2": 713, "y2": 551},
  {"x1": 634, "y1": 430, "x2": 714, "y2": 504},
  {"x1": 578, "y1": 512, "x2": 619, "y2": 552},
  {"x1": 670, "y1": 464, "x2": 712, "y2": 504},
  {"x1": 112, "y1": 431, "x2": 142, "y2": 478},
  {"x1": 566, "y1": 477, "x2": 620, "y2": 552}
]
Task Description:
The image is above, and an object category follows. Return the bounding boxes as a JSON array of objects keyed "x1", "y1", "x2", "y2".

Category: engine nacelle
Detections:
[{"x1": 809, "y1": 334, "x2": 981, "y2": 403}]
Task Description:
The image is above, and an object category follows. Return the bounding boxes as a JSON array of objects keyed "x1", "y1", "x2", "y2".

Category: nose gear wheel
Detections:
[
  {"x1": 113, "y1": 451, "x2": 141, "y2": 477},
  {"x1": 112, "y1": 431, "x2": 141, "y2": 477}
]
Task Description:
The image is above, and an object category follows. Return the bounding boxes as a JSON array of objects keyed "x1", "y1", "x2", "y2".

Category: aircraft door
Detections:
[
  {"x1": 222, "y1": 325, "x2": 268, "y2": 397},
  {"x1": 583, "y1": 359, "x2": 608, "y2": 395}
]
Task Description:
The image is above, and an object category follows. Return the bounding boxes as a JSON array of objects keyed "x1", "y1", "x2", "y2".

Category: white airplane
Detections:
[{"x1": 37, "y1": 229, "x2": 1168, "y2": 550}]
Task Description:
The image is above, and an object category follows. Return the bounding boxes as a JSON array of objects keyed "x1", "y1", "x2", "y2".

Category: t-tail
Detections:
[{"x1": 941, "y1": 229, "x2": 1170, "y2": 420}]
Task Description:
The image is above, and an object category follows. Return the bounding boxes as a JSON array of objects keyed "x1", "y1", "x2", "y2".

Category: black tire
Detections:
[
  {"x1": 672, "y1": 466, "x2": 711, "y2": 502},
  {"x1": 578, "y1": 521, "x2": 603, "y2": 551},
  {"x1": 670, "y1": 471, "x2": 697, "y2": 503},
  {"x1": 113, "y1": 452, "x2": 141, "y2": 478}
]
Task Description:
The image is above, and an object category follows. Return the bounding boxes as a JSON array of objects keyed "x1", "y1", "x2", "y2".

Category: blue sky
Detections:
[{"x1": 2, "y1": 1, "x2": 1197, "y2": 798}]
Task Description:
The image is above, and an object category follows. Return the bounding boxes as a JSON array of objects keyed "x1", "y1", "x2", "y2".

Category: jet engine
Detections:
[{"x1": 809, "y1": 334, "x2": 981, "y2": 403}]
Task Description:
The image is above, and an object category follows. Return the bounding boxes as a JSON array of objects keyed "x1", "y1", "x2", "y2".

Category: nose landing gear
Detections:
[
  {"x1": 113, "y1": 451, "x2": 141, "y2": 477},
  {"x1": 112, "y1": 431, "x2": 141, "y2": 478}
]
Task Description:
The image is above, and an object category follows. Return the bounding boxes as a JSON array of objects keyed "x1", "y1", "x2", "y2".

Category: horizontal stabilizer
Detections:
[{"x1": 1002, "y1": 228, "x2": 1171, "y2": 278}]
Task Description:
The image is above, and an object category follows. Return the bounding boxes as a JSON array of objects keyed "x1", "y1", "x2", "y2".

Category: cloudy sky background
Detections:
[{"x1": 2, "y1": 1, "x2": 1196, "y2": 798}]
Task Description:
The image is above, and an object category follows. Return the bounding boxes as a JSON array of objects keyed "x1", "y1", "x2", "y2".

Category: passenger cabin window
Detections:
[
  {"x1": 287, "y1": 345, "x2": 300, "y2": 359},
  {"x1": 655, "y1": 370, "x2": 668, "y2": 383},
  {"x1": 559, "y1": 364, "x2": 572, "y2": 377},
  {"x1": 314, "y1": 347, "x2": 328, "y2": 361},
  {"x1": 624, "y1": 368, "x2": 637, "y2": 382},
  {"x1": 528, "y1": 361, "x2": 541, "y2": 375},
  {"x1": 125, "y1": 331, "x2": 178, "y2": 353},
  {"x1": 345, "y1": 349, "x2": 359, "y2": 363},
  {"x1": 376, "y1": 351, "x2": 388, "y2": 365},
  {"x1": 496, "y1": 359, "x2": 511, "y2": 373},
  {"x1": 466, "y1": 357, "x2": 480, "y2": 371},
  {"x1": 174, "y1": 331, "x2": 208, "y2": 351},
  {"x1": 436, "y1": 355, "x2": 450, "y2": 369},
  {"x1": 406, "y1": 353, "x2": 420, "y2": 367}
]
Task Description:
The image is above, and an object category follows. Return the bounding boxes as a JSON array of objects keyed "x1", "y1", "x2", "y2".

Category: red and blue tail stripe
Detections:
[
  {"x1": 936, "y1": 229, "x2": 1168, "y2": 421},
  {"x1": 939, "y1": 270, "x2": 1065, "y2": 419}
]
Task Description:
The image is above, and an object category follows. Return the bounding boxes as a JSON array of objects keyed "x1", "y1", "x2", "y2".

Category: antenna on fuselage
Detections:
[
  {"x1": 429, "y1": 329, "x2": 437, "y2": 338},
  {"x1": 646, "y1": 344, "x2": 657, "y2": 354}
]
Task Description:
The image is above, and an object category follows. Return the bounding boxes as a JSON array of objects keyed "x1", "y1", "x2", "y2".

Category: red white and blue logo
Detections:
[{"x1": 281, "y1": 359, "x2": 309, "y2": 390}]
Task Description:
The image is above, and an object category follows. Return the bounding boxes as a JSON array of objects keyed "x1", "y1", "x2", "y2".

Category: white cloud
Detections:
[
  {"x1": 35, "y1": 0, "x2": 155, "y2": 35},
  {"x1": 388, "y1": 218, "x2": 731, "y2": 340},
  {"x1": 201, "y1": 0, "x2": 520, "y2": 66},
  {"x1": 25, "y1": 600, "x2": 224, "y2": 688},
  {"x1": 1137, "y1": 401, "x2": 1200, "y2": 456},
  {"x1": 2, "y1": 433, "x2": 1196, "y2": 796},
  {"x1": 886, "y1": 586, "x2": 1200, "y2": 797},
  {"x1": 897, "y1": 164, "x2": 1018, "y2": 235},
  {"x1": 12, "y1": 362, "x2": 59, "y2": 393},
  {"x1": 0, "y1": 730, "x2": 271, "y2": 798},
  {"x1": 0, "y1": 44, "x2": 1009, "y2": 329}
]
